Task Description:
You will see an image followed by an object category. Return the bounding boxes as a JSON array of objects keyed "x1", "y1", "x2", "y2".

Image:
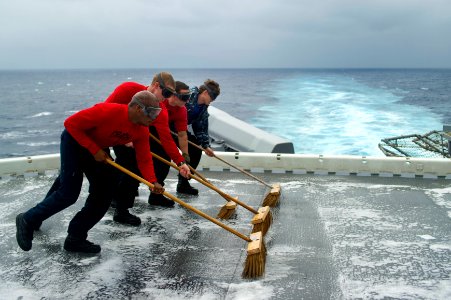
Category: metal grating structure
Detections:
[{"x1": 379, "y1": 130, "x2": 451, "y2": 158}]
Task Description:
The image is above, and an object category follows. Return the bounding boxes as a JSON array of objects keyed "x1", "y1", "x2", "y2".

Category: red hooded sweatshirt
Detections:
[
  {"x1": 162, "y1": 98, "x2": 188, "y2": 132},
  {"x1": 105, "y1": 82, "x2": 184, "y2": 164},
  {"x1": 64, "y1": 102, "x2": 157, "y2": 183}
]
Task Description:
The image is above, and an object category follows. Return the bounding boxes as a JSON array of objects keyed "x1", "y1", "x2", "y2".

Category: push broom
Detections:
[
  {"x1": 170, "y1": 131, "x2": 281, "y2": 207},
  {"x1": 148, "y1": 132, "x2": 238, "y2": 219},
  {"x1": 151, "y1": 151, "x2": 273, "y2": 236},
  {"x1": 187, "y1": 165, "x2": 236, "y2": 220},
  {"x1": 148, "y1": 133, "x2": 272, "y2": 234},
  {"x1": 106, "y1": 158, "x2": 266, "y2": 278}
]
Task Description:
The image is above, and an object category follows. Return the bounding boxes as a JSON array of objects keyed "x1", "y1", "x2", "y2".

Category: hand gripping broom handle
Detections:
[
  {"x1": 169, "y1": 130, "x2": 273, "y2": 188},
  {"x1": 150, "y1": 152, "x2": 259, "y2": 215},
  {"x1": 148, "y1": 132, "x2": 211, "y2": 184},
  {"x1": 106, "y1": 158, "x2": 251, "y2": 243}
]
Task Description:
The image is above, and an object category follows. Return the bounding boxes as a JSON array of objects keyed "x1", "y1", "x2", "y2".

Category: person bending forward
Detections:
[{"x1": 15, "y1": 91, "x2": 163, "y2": 253}]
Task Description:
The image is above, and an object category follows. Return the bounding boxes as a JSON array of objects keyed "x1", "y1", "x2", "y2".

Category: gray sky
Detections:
[{"x1": 0, "y1": 0, "x2": 450, "y2": 69}]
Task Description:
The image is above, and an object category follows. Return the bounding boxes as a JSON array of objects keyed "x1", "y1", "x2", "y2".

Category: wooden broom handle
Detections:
[
  {"x1": 169, "y1": 130, "x2": 273, "y2": 188},
  {"x1": 106, "y1": 159, "x2": 251, "y2": 242},
  {"x1": 151, "y1": 152, "x2": 259, "y2": 215},
  {"x1": 210, "y1": 153, "x2": 272, "y2": 188},
  {"x1": 149, "y1": 132, "x2": 259, "y2": 214},
  {"x1": 187, "y1": 164, "x2": 210, "y2": 183},
  {"x1": 148, "y1": 132, "x2": 211, "y2": 184}
]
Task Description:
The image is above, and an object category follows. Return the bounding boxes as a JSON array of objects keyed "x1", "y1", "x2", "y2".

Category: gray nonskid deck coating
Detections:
[{"x1": 0, "y1": 170, "x2": 450, "y2": 299}]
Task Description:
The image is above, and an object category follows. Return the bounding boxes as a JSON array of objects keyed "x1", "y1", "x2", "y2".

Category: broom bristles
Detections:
[
  {"x1": 242, "y1": 231, "x2": 266, "y2": 278},
  {"x1": 262, "y1": 193, "x2": 279, "y2": 207},
  {"x1": 251, "y1": 207, "x2": 272, "y2": 236},
  {"x1": 262, "y1": 183, "x2": 281, "y2": 207},
  {"x1": 216, "y1": 201, "x2": 237, "y2": 219}
]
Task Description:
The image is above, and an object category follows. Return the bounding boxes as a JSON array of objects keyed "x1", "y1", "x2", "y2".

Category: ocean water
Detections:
[{"x1": 0, "y1": 68, "x2": 450, "y2": 158}]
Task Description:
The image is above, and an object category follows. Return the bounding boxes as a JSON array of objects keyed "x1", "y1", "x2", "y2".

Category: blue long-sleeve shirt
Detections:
[{"x1": 185, "y1": 87, "x2": 211, "y2": 148}]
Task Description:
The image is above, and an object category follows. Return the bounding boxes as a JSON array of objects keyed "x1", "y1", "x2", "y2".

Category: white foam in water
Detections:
[
  {"x1": 418, "y1": 234, "x2": 436, "y2": 240},
  {"x1": 29, "y1": 111, "x2": 53, "y2": 118},
  {"x1": 0, "y1": 129, "x2": 50, "y2": 140},
  {"x1": 251, "y1": 76, "x2": 443, "y2": 156},
  {"x1": 17, "y1": 141, "x2": 60, "y2": 147},
  {"x1": 0, "y1": 131, "x2": 23, "y2": 140}
]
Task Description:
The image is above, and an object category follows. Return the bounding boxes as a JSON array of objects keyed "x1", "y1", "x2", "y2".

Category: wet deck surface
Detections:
[{"x1": 0, "y1": 170, "x2": 450, "y2": 299}]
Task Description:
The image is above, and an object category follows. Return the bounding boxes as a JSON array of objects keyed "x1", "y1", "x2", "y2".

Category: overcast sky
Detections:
[{"x1": 0, "y1": 0, "x2": 450, "y2": 69}]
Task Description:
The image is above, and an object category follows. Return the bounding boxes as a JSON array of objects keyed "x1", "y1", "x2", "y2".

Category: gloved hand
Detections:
[{"x1": 182, "y1": 152, "x2": 191, "y2": 164}]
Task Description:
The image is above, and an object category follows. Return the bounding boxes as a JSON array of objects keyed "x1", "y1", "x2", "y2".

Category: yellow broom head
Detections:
[
  {"x1": 262, "y1": 183, "x2": 281, "y2": 207},
  {"x1": 251, "y1": 206, "x2": 272, "y2": 236},
  {"x1": 216, "y1": 201, "x2": 237, "y2": 219},
  {"x1": 242, "y1": 231, "x2": 266, "y2": 278}
]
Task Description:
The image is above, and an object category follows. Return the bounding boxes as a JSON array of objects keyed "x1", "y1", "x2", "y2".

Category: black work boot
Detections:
[
  {"x1": 34, "y1": 220, "x2": 42, "y2": 231},
  {"x1": 64, "y1": 235, "x2": 101, "y2": 253},
  {"x1": 113, "y1": 209, "x2": 141, "y2": 226},
  {"x1": 177, "y1": 175, "x2": 199, "y2": 195},
  {"x1": 148, "y1": 193, "x2": 175, "y2": 207},
  {"x1": 16, "y1": 213, "x2": 34, "y2": 251}
]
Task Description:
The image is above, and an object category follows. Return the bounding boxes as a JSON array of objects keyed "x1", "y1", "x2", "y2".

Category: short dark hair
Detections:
[
  {"x1": 199, "y1": 79, "x2": 220, "y2": 100},
  {"x1": 175, "y1": 81, "x2": 189, "y2": 93}
]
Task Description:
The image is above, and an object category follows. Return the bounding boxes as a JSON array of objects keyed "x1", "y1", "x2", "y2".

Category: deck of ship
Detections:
[{"x1": 1, "y1": 166, "x2": 450, "y2": 299}]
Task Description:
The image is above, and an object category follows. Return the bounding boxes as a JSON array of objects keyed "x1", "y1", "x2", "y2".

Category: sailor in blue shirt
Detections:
[{"x1": 178, "y1": 79, "x2": 220, "y2": 195}]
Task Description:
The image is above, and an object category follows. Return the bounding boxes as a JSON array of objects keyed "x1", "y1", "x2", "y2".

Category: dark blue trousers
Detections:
[
  {"x1": 111, "y1": 145, "x2": 142, "y2": 209},
  {"x1": 149, "y1": 126, "x2": 171, "y2": 185},
  {"x1": 112, "y1": 127, "x2": 169, "y2": 209},
  {"x1": 186, "y1": 131, "x2": 202, "y2": 170},
  {"x1": 165, "y1": 125, "x2": 202, "y2": 169},
  {"x1": 23, "y1": 130, "x2": 115, "y2": 240}
]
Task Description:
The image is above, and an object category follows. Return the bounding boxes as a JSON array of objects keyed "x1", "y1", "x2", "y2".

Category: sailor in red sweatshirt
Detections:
[
  {"x1": 15, "y1": 91, "x2": 162, "y2": 254},
  {"x1": 151, "y1": 81, "x2": 198, "y2": 195},
  {"x1": 105, "y1": 72, "x2": 190, "y2": 225}
]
